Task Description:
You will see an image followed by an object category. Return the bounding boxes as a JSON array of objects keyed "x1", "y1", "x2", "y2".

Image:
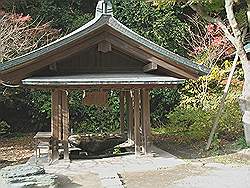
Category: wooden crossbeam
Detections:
[{"x1": 143, "y1": 62, "x2": 157, "y2": 72}]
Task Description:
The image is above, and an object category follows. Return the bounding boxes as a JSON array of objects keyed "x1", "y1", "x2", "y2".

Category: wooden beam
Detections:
[
  {"x1": 133, "y1": 89, "x2": 141, "y2": 156},
  {"x1": 25, "y1": 84, "x2": 179, "y2": 90},
  {"x1": 107, "y1": 34, "x2": 198, "y2": 80},
  {"x1": 143, "y1": 62, "x2": 157, "y2": 72},
  {"x1": 2, "y1": 33, "x2": 106, "y2": 82},
  {"x1": 62, "y1": 90, "x2": 70, "y2": 160},
  {"x1": 141, "y1": 89, "x2": 152, "y2": 154},
  {"x1": 98, "y1": 40, "x2": 112, "y2": 53},
  {"x1": 120, "y1": 91, "x2": 125, "y2": 134}
]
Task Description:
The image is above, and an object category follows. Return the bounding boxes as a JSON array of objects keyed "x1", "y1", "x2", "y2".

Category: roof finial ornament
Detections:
[{"x1": 95, "y1": 0, "x2": 113, "y2": 17}]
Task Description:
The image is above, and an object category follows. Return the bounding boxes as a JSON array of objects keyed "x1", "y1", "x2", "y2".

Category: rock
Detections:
[
  {"x1": 0, "y1": 164, "x2": 58, "y2": 187},
  {"x1": 69, "y1": 134, "x2": 127, "y2": 154},
  {"x1": 0, "y1": 164, "x2": 45, "y2": 178}
]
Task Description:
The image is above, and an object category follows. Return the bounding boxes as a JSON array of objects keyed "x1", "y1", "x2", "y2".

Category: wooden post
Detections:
[
  {"x1": 141, "y1": 89, "x2": 152, "y2": 154},
  {"x1": 120, "y1": 91, "x2": 125, "y2": 135},
  {"x1": 58, "y1": 91, "x2": 62, "y2": 141},
  {"x1": 133, "y1": 90, "x2": 141, "y2": 156},
  {"x1": 126, "y1": 91, "x2": 134, "y2": 144},
  {"x1": 141, "y1": 90, "x2": 145, "y2": 154},
  {"x1": 51, "y1": 90, "x2": 60, "y2": 161},
  {"x1": 62, "y1": 90, "x2": 70, "y2": 160}
]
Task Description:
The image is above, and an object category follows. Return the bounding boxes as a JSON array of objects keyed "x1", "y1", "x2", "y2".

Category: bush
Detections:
[
  {"x1": 156, "y1": 98, "x2": 243, "y2": 141},
  {"x1": 150, "y1": 88, "x2": 180, "y2": 127},
  {"x1": 69, "y1": 91, "x2": 120, "y2": 134}
]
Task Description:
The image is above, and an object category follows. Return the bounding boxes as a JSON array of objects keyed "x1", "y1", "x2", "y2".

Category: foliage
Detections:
[
  {"x1": 179, "y1": 59, "x2": 242, "y2": 109},
  {"x1": 232, "y1": 136, "x2": 250, "y2": 149},
  {"x1": 0, "y1": 88, "x2": 50, "y2": 132},
  {"x1": 6, "y1": 0, "x2": 190, "y2": 54},
  {"x1": 157, "y1": 56, "x2": 244, "y2": 145},
  {"x1": 113, "y1": 0, "x2": 190, "y2": 54},
  {"x1": 0, "y1": 12, "x2": 59, "y2": 62},
  {"x1": 185, "y1": 17, "x2": 233, "y2": 68},
  {"x1": 4, "y1": 0, "x2": 96, "y2": 33},
  {"x1": 150, "y1": 88, "x2": 181, "y2": 126},
  {"x1": 155, "y1": 98, "x2": 243, "y2": 142},
  {"x1": 69, "y1": 91, "x2": 120, "y2": 134}
]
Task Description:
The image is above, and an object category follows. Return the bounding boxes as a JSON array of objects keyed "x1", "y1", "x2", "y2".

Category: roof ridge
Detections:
[{"x1": 95, "y1": 0, "x2": 113, "y2": 18}]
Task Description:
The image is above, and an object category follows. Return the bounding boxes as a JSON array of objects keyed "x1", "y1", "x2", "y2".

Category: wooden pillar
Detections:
[
  {"x1": 126, "y1": 90, "x2": 134, "y2": 144},
  {"x1": 58, "y1": 91, "x2": 62, "y2": 141},
  {"x1": 141, "y1": 89, "x2": 152, "y2": 154},
  {"x1": 62, "y1": 90, "x2": 70, "y2": 160},
  {"x1": 119, "y1": 91, "x2": 125, "y2": 135},
  {"x1": 51, "y1": 89, "x2": 60, "y2": 161},
  {"x1": 133, "y1": 90, "x2": 141, "y2": 155}
]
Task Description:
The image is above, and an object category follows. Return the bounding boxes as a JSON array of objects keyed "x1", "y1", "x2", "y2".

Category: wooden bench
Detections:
[{"x1": 34, "y1": 132, "x2": 52, "y2": 162}]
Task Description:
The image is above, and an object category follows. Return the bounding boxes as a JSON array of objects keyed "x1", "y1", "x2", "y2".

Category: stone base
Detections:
[
  {"x1": 0, "y1": 164, "x2": 58, "y2": 187},
  {"x1": 243, "y1": 123, "x2": 250, "y2": 146},
  {"x1": 239, "y1": 97, "x2": 250, "y2": 146}
]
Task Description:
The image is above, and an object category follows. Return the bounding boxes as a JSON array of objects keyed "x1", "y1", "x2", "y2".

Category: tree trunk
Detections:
[
  {"x1": 225, "y1": 0, "x2": 250, "y2": 145},
  {"x1": 206, "y1": 54, "x2": 239, "y2": 150},
  {"x1": 247, "y1": 1, "x2": 250, "y2": 29}
]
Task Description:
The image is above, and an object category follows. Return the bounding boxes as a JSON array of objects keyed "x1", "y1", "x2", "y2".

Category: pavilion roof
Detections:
[{"x1": 0, "y1": 0, "x2": 209, "y2": 83}]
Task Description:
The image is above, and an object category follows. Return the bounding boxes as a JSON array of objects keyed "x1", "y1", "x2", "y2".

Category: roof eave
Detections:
[{"x1": 106, "y1": 17, "x2": 209, "y2": 78}]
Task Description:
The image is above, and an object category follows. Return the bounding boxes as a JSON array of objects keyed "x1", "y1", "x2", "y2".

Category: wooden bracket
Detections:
[
  {"x1": 143, "y1": 62, "x2": 157, "y2": 72},
  {"x1": 98, "y1": 41, "x2": 112, "y2": 53}
]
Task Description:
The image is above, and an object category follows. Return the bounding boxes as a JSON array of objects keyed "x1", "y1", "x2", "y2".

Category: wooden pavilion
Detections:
[{"x1": 0, "y1": 0, "x2": 208, "y2": 162}]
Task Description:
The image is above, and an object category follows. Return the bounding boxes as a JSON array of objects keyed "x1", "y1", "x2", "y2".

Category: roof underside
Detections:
[{"x1": 22, "y1": 73, "x2": 185, "y2": 86}]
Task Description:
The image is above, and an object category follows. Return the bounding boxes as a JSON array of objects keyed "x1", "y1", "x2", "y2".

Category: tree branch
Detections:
[
  {"x1": 189, "y1": 4, "x2": 236, "y2": 46},
  {"x1": 225, "y1": 0, "x2": 250, "y2": 99},
  {"x1": 225, "y1": 0, "x2": 248, "y2": 62}
]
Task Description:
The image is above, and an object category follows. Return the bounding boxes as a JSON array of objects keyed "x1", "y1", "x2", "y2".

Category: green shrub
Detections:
[
  {"x1": 150, "y1": 88, "x2": 180, "y2": 127},
  {"x1": 157, "y1": 98, "x2": 243, "y2": 141}
]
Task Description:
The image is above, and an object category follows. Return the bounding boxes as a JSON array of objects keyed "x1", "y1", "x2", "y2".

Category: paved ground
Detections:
[
  {"x1": 28, "y1": 147, "x2": 250, "y2": 188},
  {"x1": 122, "y1": 163, "x2": 250, "y2": 188}
]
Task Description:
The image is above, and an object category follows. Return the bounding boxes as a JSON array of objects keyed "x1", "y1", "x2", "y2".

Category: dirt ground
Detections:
[
  {"x1": 0, "y1": 133, "x2": 35, "y2": 169},
  {"x1": 121, "y1": 164, "x2": 210, "y2": 188},
  {"x1": 154, "y1": 137, "x2": 248, "y2": 159}
]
